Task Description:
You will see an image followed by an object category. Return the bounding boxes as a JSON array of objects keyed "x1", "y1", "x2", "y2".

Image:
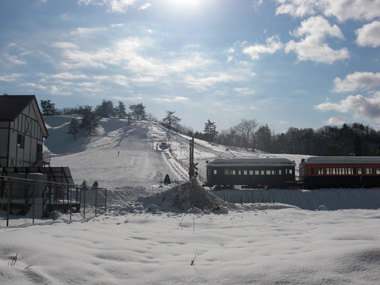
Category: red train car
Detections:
[{"x1": 299, "y1": 156, "x2": 380, "y2": 189}]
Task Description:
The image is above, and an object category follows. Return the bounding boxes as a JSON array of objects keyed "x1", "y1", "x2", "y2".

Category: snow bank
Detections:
[
  {"x1": 212, "y1": 188, "x2": 380, "y2": 210},
  {"x1": 138, "y1": 178, "x2": 233, "y2": 213}
]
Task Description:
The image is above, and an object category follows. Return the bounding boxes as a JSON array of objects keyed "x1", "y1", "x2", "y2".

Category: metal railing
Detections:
[{"x1": 0, "y1": 175, "x2": 107, "y2": 227}]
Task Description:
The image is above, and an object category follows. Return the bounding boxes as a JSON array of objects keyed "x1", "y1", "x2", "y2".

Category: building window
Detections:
[{"x1": 17, "y1": 134, "x2": 25, "y2": 149}]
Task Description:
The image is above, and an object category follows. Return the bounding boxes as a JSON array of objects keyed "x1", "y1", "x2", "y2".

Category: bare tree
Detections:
[{"x1": 233, "y1": 119, "x2": 258, "y2": 149}]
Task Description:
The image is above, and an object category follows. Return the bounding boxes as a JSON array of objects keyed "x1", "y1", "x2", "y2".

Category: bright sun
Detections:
[{"x1": 169, "y1": 0, "x2": 202, "y2": 9}]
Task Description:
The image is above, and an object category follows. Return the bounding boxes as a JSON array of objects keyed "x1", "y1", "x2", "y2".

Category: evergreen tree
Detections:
[
  {"x1": 95, "y1": 100, "x2": 114, "y2": 118},
  {"x1": 115, "y1": 101, "x2": 127, "y2": 119},
  {"x1": 68, "y1": 118, "x2": 80, "y2": 140},
  {"x1": 162, "y1": 111, "x2": 181, "y2": 131},
  {"x1": 203, "y1": 120, "x2": 218, "y2": 142},
  {"x1": 255, "y1": 125, "x2": 272, "y2": 152},
  {"x1": 79, "y1": 106, "x2": 99, "y2": 134},
  {"x1": 129, "y1": 103, "x2": 146, "y2": 120},
  {"x1": 40, "y1": 99, "x2": 57, "y2": 116}
]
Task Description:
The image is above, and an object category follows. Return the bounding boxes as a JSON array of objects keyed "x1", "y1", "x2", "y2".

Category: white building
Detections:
[{"x1": 0, "y1": 95, "x2": 48, "y2": 167}]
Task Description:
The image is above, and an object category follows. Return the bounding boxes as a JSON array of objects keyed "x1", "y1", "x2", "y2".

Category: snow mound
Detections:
[{"x1": 138, "y1": 178, "x2": 233, "y2": 213}]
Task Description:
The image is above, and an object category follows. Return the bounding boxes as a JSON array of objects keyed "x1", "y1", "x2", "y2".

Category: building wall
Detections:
[{"x1": 3, "y1": 102, "x2": 45, "y2": 167}]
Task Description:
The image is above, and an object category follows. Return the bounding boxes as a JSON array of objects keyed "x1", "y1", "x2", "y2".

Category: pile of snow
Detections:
[{"x1": 138, "y1": 178, "x2": 232, "y2": 214}]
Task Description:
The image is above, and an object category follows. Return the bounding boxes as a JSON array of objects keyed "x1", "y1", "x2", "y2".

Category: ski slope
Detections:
[{"x1": 45, "y1": 117, "x2": 305, "y2": 190}]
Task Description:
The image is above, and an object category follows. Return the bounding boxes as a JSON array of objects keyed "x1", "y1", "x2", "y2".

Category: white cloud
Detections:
[
  {"x1": 51, "y1": 42, "x2": 78, "y2": 49},
  {"x1": 77, "y1": 0, "x2": 136, "y2": 13},
  {"x1": 243, "y1": 36, "x2": 283, "y2": 60},
  {"x1": 285, "y1": 16, "x2": 349, "y2": 64},
  {"x1": 138, "y1": 3, "x2": 151, "y2": 10},
  {"x1": 51, "y1": 72, "x2": 88, "y2": 80},
  {"x1": 333, "y1": 72, "x2": 380, "y2": 93},
  {"x1": 326, "y1": 116, "x2": 347, "y2": 125},
  {"x1": 275, "y1": 0, "x2": 380, "y2": 22},
  {"x1": 323, "y1": 0, "x2": 380, "y2": 22},
  {"x1": 154, "y1": 96, "x2": 188, "y2": 102},
  {"x1": 184, "y1": 72, "x2": 244, "y2": 90},
  {"x1": 315, "y1": 92, "x2": 380, "y2": 121},
  {"x1": 71, "y1": 27, "x2": 107, "y2": 35},
  {"x1": 356, "y1": 21, "x2": 380, "y2": 48},
  {"x1": 275, "y1": 0, "x2": 321, "y2": 17},
  {"x1": 234, "y1": 87, "x2": 255, "y2": 95},
  {"x1": 0, "y1": 73, "x2": 23, "y2": 81}
]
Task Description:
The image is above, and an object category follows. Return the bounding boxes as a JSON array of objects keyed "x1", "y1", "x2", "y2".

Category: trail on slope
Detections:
[{"x1": 49, "y1": 119, "x2": 188, "y2": 192}]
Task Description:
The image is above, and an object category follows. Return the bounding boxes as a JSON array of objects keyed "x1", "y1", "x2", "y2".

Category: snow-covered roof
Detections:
[
  {"x1": 207, "y1": 158, "x2": 296, "y2": 167},
  {"x1": 302, "y1": 156, "x2": 380, "y2": 165}
]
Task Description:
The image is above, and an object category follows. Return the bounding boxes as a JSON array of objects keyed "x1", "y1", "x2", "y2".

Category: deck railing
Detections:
[{"x1": 0, "y1": 175, "x2": 107, "y2": 227}]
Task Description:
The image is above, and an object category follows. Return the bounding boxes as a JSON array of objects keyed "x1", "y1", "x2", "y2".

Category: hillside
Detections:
[
  {"x1": 45, "y1": 116, "x2": 305, "y2": 190},
  {"x1": 43, "y1": 116, "x2": 380, "y2": 210}
]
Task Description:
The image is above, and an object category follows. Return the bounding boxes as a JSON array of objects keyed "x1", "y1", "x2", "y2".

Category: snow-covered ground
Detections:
[{"x1": 1, "y1": 117, "x2": 380, "y2": 284}]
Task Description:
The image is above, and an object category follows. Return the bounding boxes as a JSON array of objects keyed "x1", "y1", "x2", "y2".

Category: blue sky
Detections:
[{"x1": 1, "y1": 0, "x2": 380, "y2": 133}]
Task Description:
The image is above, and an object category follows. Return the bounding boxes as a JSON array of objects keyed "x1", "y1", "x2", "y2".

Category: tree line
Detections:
[{"x1": 40, "y1": 99, "x2": 380, "y2": 156}]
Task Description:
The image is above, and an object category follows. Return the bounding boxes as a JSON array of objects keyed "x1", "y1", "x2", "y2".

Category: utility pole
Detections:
[{"x1": 189, "y1": 137, "x2": 194, "y2": 180}]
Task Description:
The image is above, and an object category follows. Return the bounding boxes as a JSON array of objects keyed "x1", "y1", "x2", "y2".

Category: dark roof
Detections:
[
  {"x1": 0, "y1": 95, "x2": 35, "y2": 121},
  {"x1": 208, "y1": 158, "x2": 296, "y2": 167},
  {"x1": 0, "y1": 95, "x2": 48, "y2": 137}
]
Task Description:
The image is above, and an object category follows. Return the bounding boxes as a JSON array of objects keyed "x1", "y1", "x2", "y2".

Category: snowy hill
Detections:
[
  {"x1": 44, "y1": 116, "x2": 380, "y2": 210},
  {"x1": 45, "y1": 116, "x2": 305, "y2": 190}
]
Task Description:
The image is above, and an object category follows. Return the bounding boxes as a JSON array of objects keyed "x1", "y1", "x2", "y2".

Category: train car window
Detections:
[
  {"x1": 261, "y1": 170, "x2": 265, "y2": 175},
  {"x1": 353, "y1": 168, "x2": 357, "y2": 175},
  {"x1": 376, "y1": 167, "x2": 380, "y2": 175},
  {"x1": 238, "y1": 170, "x2": 242, "y2": 175},
  {"x1": 213, "y1": 170, "x2": 217, "y2": 175},
  {"x1": 266, "y1": 170, "x2": 271, "y2": 175},
  {"x1": 244, "y1": 170, "x2": 248, "y2": 175},
  {"x1": 366, "y1": 168, "x2": 373, "y2": 175},
  {"x1": 289, "y1": 169, "x2": 293, "y2": 175},
  {"x1": 279, "y1": 169, "x2": 282, "y2": 175},
  {"x1": 358, "y1": 168, "x2": 363, "y2": 175},
  {"x1": 272, "y1": 170, "x2": 276, "y2": 175},
  {"x1": 311, "y1": 168, "x2": 314, "y2": 175},
  {"x1": 254, "y1": 170, "x2": 259, "y2": 175},
  {"x1": 317, "y1": 168, "x2": 323, "y2": 175},
  {"x1": 224, "y1": 169, "x2": 229, "y2": 175},
  {"x1": 231, "y1": 170, "x2": 236, "y2": 175},
  {"x1": 250, "y1": 170, "x2": 254, "y2": 175}
]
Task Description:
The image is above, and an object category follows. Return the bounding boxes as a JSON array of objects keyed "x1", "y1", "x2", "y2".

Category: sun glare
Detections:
[{"x1": 169, "y1": 0, "x2": 202, "y2": 9}]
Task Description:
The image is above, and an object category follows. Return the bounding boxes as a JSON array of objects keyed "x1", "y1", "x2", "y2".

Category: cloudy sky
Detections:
[{"x1": 1, "y1": 0, "x2": 380, "y2": 132}]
